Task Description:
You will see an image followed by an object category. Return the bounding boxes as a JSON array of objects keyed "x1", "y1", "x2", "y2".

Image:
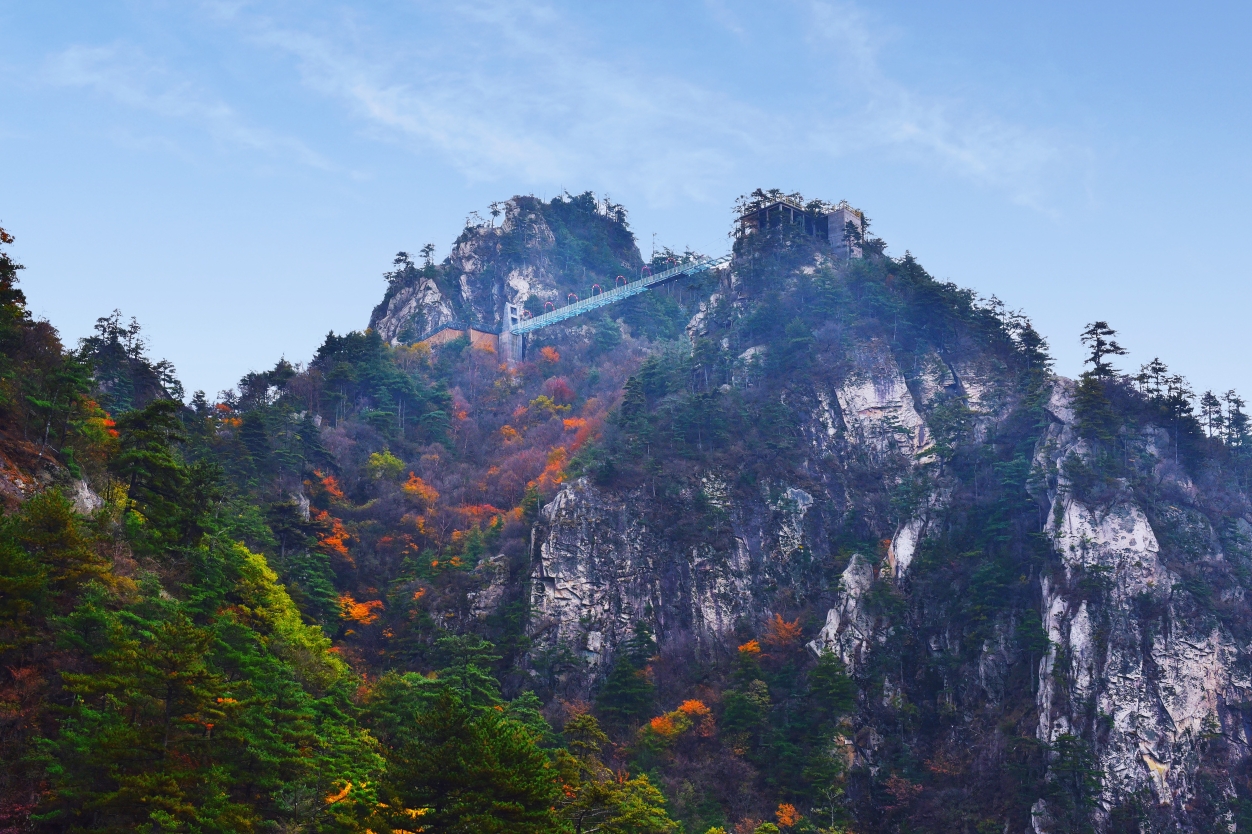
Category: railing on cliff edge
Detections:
[{"x1": 508, "y1": 253, "x2": 730, "y2": 336}]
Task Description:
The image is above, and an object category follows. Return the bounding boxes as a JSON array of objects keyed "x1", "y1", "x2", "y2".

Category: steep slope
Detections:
[
  {"x1": 10, "y1": 192, "x2": 1252, "y2": 833},
  {"x1": 384, "y1": 193, "x2": 1252, "y2": 831},
  {"x1": 370, "y1": 193, "x2": 642, "y2": 342}
]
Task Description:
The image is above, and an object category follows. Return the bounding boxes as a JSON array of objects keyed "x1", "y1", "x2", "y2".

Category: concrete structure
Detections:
[
  {"x1": 417, "y1": 322, "x2": 501, "y2": 354},
  {"x1": 502, "y1": 303, "x2": 523, "y2": 364},
  {"x1": 826, "y1": 202, "x2": 865, "y2": 259},
  {"x1": 736, "y1": 196, "x2": 864, "y2": 258}
]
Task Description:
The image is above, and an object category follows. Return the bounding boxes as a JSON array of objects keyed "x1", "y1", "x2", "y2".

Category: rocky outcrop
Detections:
[
  {"x1": 836, "y1": 341, "x2": 929, "y2": 455},
  {"x1": 1031, "y1": 380, "x2": 1252, "y2": 824},
  {"x1": 528, "y1": 475, "x2": 827, "y2": 692},
  {"x1": 371, "y1": 270, "x2": 457, "y2": 345},
  {"x1": 370, "y1": 196, "x2": 634, "y2": 344},
  {"x1": 807, "y1": 554, "x2": 883, "y2": 672}
]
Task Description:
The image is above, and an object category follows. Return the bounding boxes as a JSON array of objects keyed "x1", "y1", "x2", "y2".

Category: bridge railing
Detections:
[{"x1": 510, "y1": 254, "x2": 730, "y2": 336}]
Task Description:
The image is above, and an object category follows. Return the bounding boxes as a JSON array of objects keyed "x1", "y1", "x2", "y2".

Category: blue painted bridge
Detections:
[{"x1": 508, "y1": 253, "x2": 730, "y2": 336}]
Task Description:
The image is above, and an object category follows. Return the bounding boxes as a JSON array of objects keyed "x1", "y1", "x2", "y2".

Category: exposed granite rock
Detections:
[
  {"x1": 1032, "y1": 380, "x2": 1251, "y2": 823},
  {"x1": 807, "y1": 553, "x2": 883, "y2": 672}
]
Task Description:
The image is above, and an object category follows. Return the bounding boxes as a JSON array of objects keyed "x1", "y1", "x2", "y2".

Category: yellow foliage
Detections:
[
  {"x1": 528, "y1": 394, "x2": 572, "y2": 418},
  {"x1": 231, "y1": 544, "x2": 347, "y2": 690},
  {"x1": 325, "y1": 782, "x2": 352, "y2": 804},
  {"x1": 367, "y1": 450, "x2": 405, "y2": 480}
]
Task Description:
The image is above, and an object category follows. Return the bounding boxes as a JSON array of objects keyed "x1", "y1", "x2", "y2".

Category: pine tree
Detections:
[
  {"x1": 596, "y1": 622, "x2": 656, "y2": 728},
  {"x1": 368, "y1": 684, "x2": 560, "y2": 834},
  {"x1": 1079, "y1": 321, "x2": 1128, "y2": 378},
  {"x1": 1224, "y1": 390, "x2": 1249, "y2": 447},
  {"x1": 434, "y1": 633, "x2": 504, "y2": 707},
  {"x1": 556, "y1": 713, "x2": 679, "y2": 834},
  {"x1": 1200, "y1": 391, "x2": 1225, "y2": 438}
]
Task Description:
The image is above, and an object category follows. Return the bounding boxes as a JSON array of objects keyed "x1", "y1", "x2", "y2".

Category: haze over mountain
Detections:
[{"x1": 3, "y1": 189, "x2": 1252, "y2": 832}]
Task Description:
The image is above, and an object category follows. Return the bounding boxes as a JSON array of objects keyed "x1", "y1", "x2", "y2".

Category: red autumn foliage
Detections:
[{"x1": 542, "y1": 376, "x2": 575, "y2": 404}]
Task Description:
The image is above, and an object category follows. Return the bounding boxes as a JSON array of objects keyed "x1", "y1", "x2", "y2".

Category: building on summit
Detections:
[{"x1": 736, "y1": 194, "x2": 865, "y2": 258}]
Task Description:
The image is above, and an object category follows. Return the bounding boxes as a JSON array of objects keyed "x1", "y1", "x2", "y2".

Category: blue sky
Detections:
[{"x1": 2, "y1": 1, "x2": 1249, "y2": 400}]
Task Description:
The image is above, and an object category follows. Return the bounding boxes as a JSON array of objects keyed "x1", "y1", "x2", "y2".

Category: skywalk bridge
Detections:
[{"x1": 502, "y1": 253, "x2": 730, "y2": 360}]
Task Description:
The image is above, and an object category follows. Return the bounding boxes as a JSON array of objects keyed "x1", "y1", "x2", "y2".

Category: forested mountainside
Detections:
[{"x1": 4, "y1": 192, "x2": 1252, "y2": 834}]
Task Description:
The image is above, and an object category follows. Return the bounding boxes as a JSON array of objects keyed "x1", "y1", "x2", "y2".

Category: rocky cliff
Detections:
[
  {"x1": 380, "y1": 191, "x2": 1252, "y2": 832},
  {"x1": 370, "y1": 193, "x2": 641, "y2": 343}
]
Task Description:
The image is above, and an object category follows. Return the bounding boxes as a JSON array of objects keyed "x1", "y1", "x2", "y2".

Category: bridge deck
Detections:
[{"x1": 509, "y1": 254, "x2": 730, "y2": 336}]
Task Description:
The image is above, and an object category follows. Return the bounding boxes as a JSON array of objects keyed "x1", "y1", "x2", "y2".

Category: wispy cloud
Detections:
[
  {"x1": 224, "y1": 1, "x2": 769, "y2": 204},
  {"x1": 221, "y1": 0, "x2": 1077, "y2": 211},
  {"x1": 43, "y1": 43, "x2": 334, "y2": 170},
  {"x1": 39, "y1": 1, "x2": 1083, "y2": 212},
  {"x1": 804, "y1": 1, "x2": 1078, "y2": 210}
]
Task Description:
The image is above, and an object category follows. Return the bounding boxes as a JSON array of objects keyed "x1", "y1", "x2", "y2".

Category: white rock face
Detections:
[
  {"x1": 807, "y1": 554, "x2": 881, "y2": 672},
  {"x1": 370, "y1": 198, "x2": 563, "y2": 343},
  {"x1": 775, "y1": 487, "x2": 813, "y2": 559},
  {"x1": 372, "y1": 271, "x2": 458, "y2": 345},
  {"x1": 70, "y1": 479, "x2": 103, "y2": 515},
  {"x1": 529, "y1": 476, "x2": 825, "y2": 691},
  {"x1": 1032, "y1": 379, "x2": 1251, "y2": 816},
  {"x1": 835, "y1": 343, "x2": 929, "y2": 455},
  {"x1": 530, "y1": 479, "x2": 753, "y2": 680},
  {"x1": 887, "y1": 518, "x2": 925, "y2": 579}
]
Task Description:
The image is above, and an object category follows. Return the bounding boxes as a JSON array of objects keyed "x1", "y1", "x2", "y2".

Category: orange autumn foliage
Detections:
[
  {"x1": 539, "y1": 346, "x2": 560, "y2": 363},
  {"x1": 763, "y1": 613, "x2": 803, "y2": 649},
  {"x1": 313, "y1": 510, "x2": 351, "y2": 561},
  {"x1": 678, "y1": 699, "x2": 711, "y2": 717},
  {"x1": 529, "y1": 445, "x2": 568, "y2": 493},
  {"x1": 571, "y1": 416, "x2": 601, "y2": 451},
  {"x1": 458, "y1": 504, "x2": 504, "y2": 526},
  {"x1": 313, "y1": 470, "x2": 344, "y2": 500},
  {"x1": 339, "y1": 594, "x2": 384, "y2": 625},
  {"x1": 738, "y1": 639, "x2": 761, "y2": 655},
  {"x1": 649, "y1": 715, "x2": 679, "y2": 737},
  {"x1": 776, "y1": 803, "x2": 802, "y2": 827},
  {"x1": 402, "y1": 472, "x2": 439, "y2": 505},
  {"x1": 645, "y1": 698, "x2": 720, "y2": 743}
]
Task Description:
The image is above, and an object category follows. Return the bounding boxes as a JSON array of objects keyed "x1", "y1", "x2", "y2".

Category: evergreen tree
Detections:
[
  {"x1": 596, "y1": 622, "x2": 656, "y2": 728},
  {"x1": 1079, "y1": 321, "x2": 1128, "y2": 378},
  {"x1": 1225, "y1": 390, "x2": 1250, "y2": 446},
  {"x1": 368, "y1": 681, "x2": 560, "y2": 834},
  {"x1": 434, "y1": 633, "x2": 504, "y2": 707},
  {"x1": 556, "y1": 713, "x2": 679, "y2": 834},
  {"x1": 1200, "y1": 390, "x2": 1225, "y2": 438}
]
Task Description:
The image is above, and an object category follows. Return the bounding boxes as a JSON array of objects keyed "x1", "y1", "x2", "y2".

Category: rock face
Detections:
[
  {"x1": 369, "y1": 191, "x2": 1252, "y2": 830},
  {"x1": 370, "y1": 195, "x2": 639, "y2": 344},
  {"x1": 371, "y1": 268, "x2": 457, "y2": 345},
  {"x1": 807, "y1": 553, "x2": 883, "y2": 672},
  {"x1": 1030, "y1": 381, "x2": 1251, "y2": 826},
  {"x1": 528, "y1": 476, "x2": 815, "y2": 691}
]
